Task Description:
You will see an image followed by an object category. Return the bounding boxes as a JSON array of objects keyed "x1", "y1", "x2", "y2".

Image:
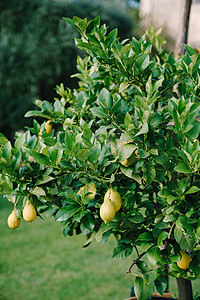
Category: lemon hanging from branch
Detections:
[
  {"x1": 23, "y1": 200, "x2": 37, "y2": 223},
  {"x1": 45, "y1": 120, "x2": 52, "y2": 134},
  {"x1": 104, "y1": 188, "x2": 122, "y2": 211},
  {"x1": 7, "y1": 210, "x2": 20, "y2": 229},
  {"x1": 177, "y1": 251, "x2": 192, "y2": 270},
  {"x1": 100, "y1": 199, "x2": 116, "y2": 224}
]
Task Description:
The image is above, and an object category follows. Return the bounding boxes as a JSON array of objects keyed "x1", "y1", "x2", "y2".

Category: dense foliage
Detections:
[
  {"x1": 0, "y1": 0, "x2": 136, "y2": 138},
  {"x1": 0, "y1": 16, "x2": 200, "y2": 300}
]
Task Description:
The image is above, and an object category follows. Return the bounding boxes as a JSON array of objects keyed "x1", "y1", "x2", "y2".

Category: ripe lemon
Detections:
[
  {"x1": 39, "y1": 128, "x2": 42, "y2": 140},
  {"x1": 104, "y1": 188, "x2": 122, "y2": 211},
  {"x1": 23, "y1": 201, "x2": 37, "y2": 223},
  {"x1": 45, "y1": 120, "x2": 52, "y2": 134},
  {"x1": 120, "y1": 152, "x2": 135, "y2": 167},
  {"x1": 78, "y1": 182, "x2": 96, "y2": 200},
  {"x1": 100, "y1": 199, "x2": 116, "y2": 224},
  {"x1": 177, "y1": 251, "x2": 192, "y2": 270},
  {"x1": 7, "y1": 210, "x2": 20, "y2": 229}
]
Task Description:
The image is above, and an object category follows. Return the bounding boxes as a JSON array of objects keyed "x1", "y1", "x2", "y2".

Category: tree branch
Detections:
[
  {"x1": 174, "y1": 0, "x2": 193, "y2": 58},
  {"x1": 125, "y1": 245, "x2": 154, "y2": 274}
]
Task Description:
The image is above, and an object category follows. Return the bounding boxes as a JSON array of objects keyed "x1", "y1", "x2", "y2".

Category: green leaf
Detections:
[
  {"x1": 0, "y1": 175, "x2": 13, "y2": 193},
  {"x1": 95, "y1": 222, "x2": 116, "y2": 243},
  {"x1": 80, "y1": 214, "x2": 95, "y2": 232},
  {"x1": 49, "y1": 147, "x2": 63, "y2": 165},
  {"x1": 25, "y1": 149, "x2": 51, "y2": 166},
  {"x1": 112, "y1": 239, "x2": 133, "y2": 258},
  {"x1": 2, "y1": 141, "x2": 12, "y2": 159},
  {"x1": 136, "y1": 261, "x2": 148, "y2": 273},
  {"x1": 129, "y1": 214, "x2": 144, "y2": 224},
  {"x1": 118, "y1": 143, "x2": 137, "y2": 161},
  {"x1": 65, "y1": 131, "x2": 74, "y2": 150},
  {"x1": 0, "y1": 134, "x2": 9, "y2": 146},
  {"x1": 160, "y1": 190, "x2": 177, "y2": 205},
  {"x1": 155, "y1": 276, "x2": 168, "y2": 295},
  {"x1": 35, "y1": 176, "x2": 54, "y2": 186},
  {"x1": 55, "y1": 205, "x2": 78, "y2": 222},
  {"x1": 142, "y1": 163, "x2": 156, "y2": 185},
  {"x1": 135, "y1": 122, "x2": 149, "y2": 137},
  {"x1": 174, "y1": 163, "x2": 191, "y2": 174},
  {"x1": 136, "y1": 54, "x2": 150, "y2": 72},
  {"x1": 177, "y1": 177, "x2": 188, "y2": 193},
  {"x1": 63, "y1": 17, "x2": 76, "y2": 28},
  {"x1": 76, "y1": 149, "x2": 89, "y2": 162},
  {"x1": 106, "y1": 28, "x2": 118, "y2": 46},
  {"x1": 31, "y1": 186, "x2": 46, "y2": 196},
  {"x1": 157, "y1": 231, "x2": 168, "y2": 247},
  {"x1": 88, "y1": 145, "x2": 101, "y2": 163},
  {"x1": 136, "y1": 232, "x2": 154, "y2": 245},
  {"x1": 134, "y1": 277, "x2": 154, "y2": 300},
  {"x1": 174, "y1": 224, "x2": 195, "y2": 252},
  {"x1": 14, "y1": 133, "x2": 26, "y2": 150},
  {"x1": 90, "y1": 107, "x2": 108, "y2": 119},
  {"x1": 147, "y1": 247, "x2": 161, "y2": 267},
  {"x1": 185, "y1": 44, "x2": 197, "y2": 56},
  {"x1": 12, "y1": 150, "x2": 22, "y2": 171},
  {"x1": 185, "y1": 186, "x2": 200, "y2": 194},
  {"x1": 63, "y1": 224, "x2": 72, "y2": 237},
  {"x1": 124, "y1": 112, "x2": 132, "y2": 126},
  {"x1": 98, "y1": 88, "x2": 113, "y2": 110}
]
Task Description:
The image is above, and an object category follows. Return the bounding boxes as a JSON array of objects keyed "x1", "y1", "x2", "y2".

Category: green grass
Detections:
[
  {"x1": 0, "y1": 197, "x2": 134, "y2": 300},
  {"x1": 0, "y1": 196, "x2": 199, "y2": 300}
]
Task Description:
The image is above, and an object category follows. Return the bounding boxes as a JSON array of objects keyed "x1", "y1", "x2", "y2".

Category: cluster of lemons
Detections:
[
  {"x1": 7, "y1": 200, "x2": 37, "y2": 229},
  {"x1": 100, "y1": 188, "x2": 122, "y2": 224},
  {"x1": 7, "y1": 180, "x2": 192, "y2": 270},
  {"x1": 77, "y1": 182, "x2": 121, "y2": 224}
]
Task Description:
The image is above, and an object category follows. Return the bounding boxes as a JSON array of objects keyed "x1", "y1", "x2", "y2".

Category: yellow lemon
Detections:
[
  {"x1": 39, "y1": 128, "x2": 42, "y2": 140},
  {"x1": 177, "y1": 251, "x2": 192, "y2": 270},
  {"x1": 23, "y1": 202, "x2": 37, "y2": 223},
  {"x1": 45, "y1": 120, "x2": 52, "y2": 134},
  {"x1": 7, "y1": 210, "x2": 20, "y2": 229},
  {"x1": 120, "y1": 152, "x2": 135, "y2": 167},
  {"x1": 104, "y1": 188, "x2": 122, "y2": 211},
  {"x1": 100, "y1": 199, "x2": 116, "y2": 224}
]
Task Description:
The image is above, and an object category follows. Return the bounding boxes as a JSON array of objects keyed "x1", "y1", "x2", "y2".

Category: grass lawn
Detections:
[{"x1": 0, "y1": 196, "x2": 199, "y2": 300}]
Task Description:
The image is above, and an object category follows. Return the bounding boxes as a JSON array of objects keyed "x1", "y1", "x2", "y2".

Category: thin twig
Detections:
[
  {"x1": 168, "y1": 221, "x2": 176, "y2": 240},
  {"x1": 125, "y1": 244, "x2": 154, "y2": 274}
]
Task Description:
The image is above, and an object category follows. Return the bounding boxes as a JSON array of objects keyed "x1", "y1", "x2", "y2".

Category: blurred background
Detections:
[
  {"x1": 0, "y1": 0, "x2": 141, "y2": 140},
  {"x1": 1, "y1": 0, "x2": 200, "y2": 140}
]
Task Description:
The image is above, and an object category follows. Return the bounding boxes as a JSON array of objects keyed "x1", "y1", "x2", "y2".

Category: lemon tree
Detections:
[{"x1": 0, "y1": 16, "x2": 200, "y2": 300}]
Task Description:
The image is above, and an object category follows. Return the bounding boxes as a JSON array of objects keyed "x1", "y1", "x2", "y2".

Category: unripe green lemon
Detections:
[
  {"x1": 104, "y1": 188, "x2": 122, "y2": 211},
  {"x1": 100, "y1": 199, "x2": 116, "y2": 224},
  {"x1": 23, "y1": 202, "x2": 37, "y2": 223},
  {"x1": 177, "y1": 251, "x2": 192, "y2": 270},
  {"x1": 45, "y1": 120, "x2": 52, "y2": 134},
  {"x1": 7, "y1": 210, "x2": 20, "y2": 229}
]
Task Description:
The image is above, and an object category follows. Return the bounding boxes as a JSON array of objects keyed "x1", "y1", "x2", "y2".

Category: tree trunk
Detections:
[
  {"x1": 174, "y1": 0, "x2": 193, "y2": 58},
  {"x1": 176, "y1": 278, "x2": 193, "y2": 300}
]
